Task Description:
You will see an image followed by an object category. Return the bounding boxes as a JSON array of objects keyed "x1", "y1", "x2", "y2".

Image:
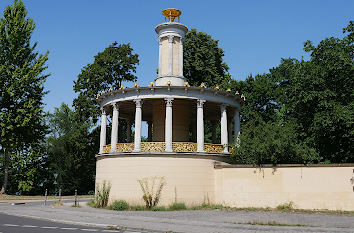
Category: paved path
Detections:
[{"x1": 0, "y1": 201, "x2": 353, "y2": 233}]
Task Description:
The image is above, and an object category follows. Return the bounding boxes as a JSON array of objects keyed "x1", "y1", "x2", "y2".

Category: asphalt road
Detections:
[{"x1": 0, "y1": 213, "x2": 147, "y2": 233}]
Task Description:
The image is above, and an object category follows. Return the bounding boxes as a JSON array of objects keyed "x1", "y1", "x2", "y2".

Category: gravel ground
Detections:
[{"x1": 0, "y1": 201, "x2": 353, "y2": 233}]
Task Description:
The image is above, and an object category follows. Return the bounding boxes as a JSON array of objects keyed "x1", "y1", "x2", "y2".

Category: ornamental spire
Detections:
[{"x1": 162, "y1": 8, "x2": 182, "y2": 22}]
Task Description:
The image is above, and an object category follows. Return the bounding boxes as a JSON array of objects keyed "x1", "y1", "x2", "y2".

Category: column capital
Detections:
[
  {"x1": 197, "y1": 99, "x2": 206, "y2": 108},
  {"x1": 133, "y1": 99, "x2": 142, "y2": 108},
  {"x1": 220, "y1": 104, "x2": 228, "y2": 111},
  {"x1": 158, "y1": 36, "x2": 163, "y2": 45},
  {"x1": 168, "y1": 35, "x2": 174, "y2": 43},
  {"x1": 165, "y1": 97, "x2": 174, "y2": 107},
  {"x1": 111, "y1": 102, "x2": 119, "y2": 111},
  {"x1": 101, "y1": 107, "x2": 106, "y2": 115}
]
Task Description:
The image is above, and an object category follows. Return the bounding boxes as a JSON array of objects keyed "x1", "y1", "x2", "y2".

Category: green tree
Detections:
[
  {"x1": 73, "y1": 42, "x2": 139, "y2": 121},
  {"x1": 183, "y1": 29, "x2": 230, "y2": 87},
  {"x1": 0, "y1": 0, "x2": 49, "y2": 193},
  {"x1": 46, "y1": 103, "x2": 97, "y2": 194}
]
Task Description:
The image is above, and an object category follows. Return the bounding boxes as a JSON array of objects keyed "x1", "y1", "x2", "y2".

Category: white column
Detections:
[
  {"x1": 165, "y1": 98, "x2": 173, "y2": 152},
  {"x1": 220, "y1": 104, "x2": 229, "y2": 153},
  {"x1": 234, "y1": 109, "x2": 241, "y2": 147},
  {"x1": 158, "y1": 37, "x2": 162, "y2": 76},
  {"x1": 133, "y1": 99, "x2": 142, "y2": 152},
  {"x1": 179, "y1": 37, "x2": 183, "y2": 76},
  {"x1": 197, "y1": 99, "x2": 205, "y2": 152},
  {"x1": 110, "y1": 103, "x2": 119, "y2": 153},
  {"x1": 99, "y1": 108, "x2": 107, "y2": 154},
  {"x1": 168, "y1": 35, "x2": 174, "y2": 76},
  {"x1": 126, "y1": 119, "x2": 132, "y2": 143}
]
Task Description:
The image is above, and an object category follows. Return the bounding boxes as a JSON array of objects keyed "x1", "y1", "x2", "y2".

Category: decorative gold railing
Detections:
[{"x1": 103, "y1": 142, "x2": 232, "y2": 154}]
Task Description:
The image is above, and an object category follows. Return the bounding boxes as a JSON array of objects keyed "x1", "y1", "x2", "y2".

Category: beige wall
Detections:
[
  {"x1": 96, "y1": 155, "x2": 354, "y2": 211},
  {"x1": 215, "y1": 166, "x2": 354, "y2": 211},
  {"x1": 96, "y1": 156, "x2": 215, "y2": 206},
  {"x1": 152, "y1": 99, "x2": 191, "y2": 142}
]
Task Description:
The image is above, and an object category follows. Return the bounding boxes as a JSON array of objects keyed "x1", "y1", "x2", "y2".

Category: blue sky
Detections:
[{"x1": 1, "y1": 0, "x2": 353, "y2": 113}]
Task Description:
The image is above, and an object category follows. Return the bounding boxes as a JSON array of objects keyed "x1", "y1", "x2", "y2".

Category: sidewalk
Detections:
[{"x1": 0, "y1": 201, "x2": 353, "y2": 233}]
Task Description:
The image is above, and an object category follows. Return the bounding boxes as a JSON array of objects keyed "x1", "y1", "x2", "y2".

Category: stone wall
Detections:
[{"x1": 96, "y1": 155, "x2": 354, "y2": 210}]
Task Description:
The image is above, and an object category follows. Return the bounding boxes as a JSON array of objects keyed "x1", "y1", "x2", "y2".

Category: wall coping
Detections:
[{"x1": 214, "y1": 163, "x2": 354, "y2": 169}]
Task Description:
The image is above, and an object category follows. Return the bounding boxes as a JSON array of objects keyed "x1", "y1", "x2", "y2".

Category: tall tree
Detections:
[
  {"x1": 46, "y1": 103, "x2": 97, "y2": 194},
  {"x1": 183, "y1": 29, "x2": 230, "y2": 87},
  {"x1": 73, "y1": 42, "x2": 139, "y2": 121},
  {"x1": 0, "y1": 0, "x2": 49, "y2": 193}
]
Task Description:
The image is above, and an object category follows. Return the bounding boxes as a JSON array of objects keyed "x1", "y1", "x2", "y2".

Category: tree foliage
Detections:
[
  {"x1": 46, "y1": 103, "x2": 97, "y2": 194},
  {"x1": 231, "y1": 21, "x2": 354, "y2": 164},
  {"x1": 0, "y1": 0, "x2": 49, "y2": 193},
  {"x1": 183, "y1": 29, "x2": 230, "y2": 87},
  {"x1": 73, "y1": 42, "x2": 139, "y2": 120}
]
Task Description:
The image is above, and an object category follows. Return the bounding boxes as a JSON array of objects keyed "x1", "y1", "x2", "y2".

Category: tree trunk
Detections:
[{"x1": 0, "y1": 148, "x2": 9, "y2": 194}]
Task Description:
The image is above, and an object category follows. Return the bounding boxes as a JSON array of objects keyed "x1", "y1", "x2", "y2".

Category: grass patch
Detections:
[
  {"x1": 130, "y1": 205, "x2": 146, "y2": 211},
  {"x1": 239, "y1": 220, "x2": 311, "y2": 227},
  {"x1": 0, "y1": 194, "x2": 93, "y2": 201},
  {"x1": 169, "y1": 202, "x2": 187, "y2": 210},
  {"x1": 151, "y1": 206, "x2": 166, "y2": 211},
  {"x1": 190, "y1": 203, "x2": 226, "y2": 210}
]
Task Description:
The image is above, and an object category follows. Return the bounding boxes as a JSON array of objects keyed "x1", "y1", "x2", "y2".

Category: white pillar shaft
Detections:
[
  {"x1": 168, "y1": 36, "x2": 173, "y2": 76},
  {"x1": 165, "y1": 98, "x2": 173, "y2": 152},
  {"x1": 197, "y1": 100, "x2": 205, "y2": 152},
  {"x1": 220, "y1": 105, "x2": 228, "y2": 153},
  {"x1": 158, "y1": 38, "x2": 162, "y2": 76},
  {"x1": 179, "y1": 39, "x2": 183, "y2": 76},
  {"x1": 133, "y1": 100, "x2": 142, "y2": 152},
  {"x1": 234, "y1": 110, "x2": 241, "y2": 146},
  {"x1": 99, "y1": 109, "x2": 107, "y2": 154},
  {"x1": 110, "y1": 103, "x2": 119, "y2": 152}
]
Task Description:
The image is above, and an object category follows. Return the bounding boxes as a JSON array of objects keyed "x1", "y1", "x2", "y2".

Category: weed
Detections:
[
  {"x1": 276, "y1": 202, "x2": 294, "y2": 211},
  {"x1": 71, "y1": 203, "x2": 81, "y2": 208},
  {"x1": 138, "y1": 176, "x2": 165, "y2": 209},
  {"x1": 51, "y1": 201, "x2": 64, "y2": 207},
  {"x1": 94, "y1": 181, "x2": 111, "y2": 208}
]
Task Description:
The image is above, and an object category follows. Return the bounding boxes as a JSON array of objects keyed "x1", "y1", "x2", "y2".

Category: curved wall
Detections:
[{"x1": 96, "y1": 156, "x2": 216, "y2": 206}]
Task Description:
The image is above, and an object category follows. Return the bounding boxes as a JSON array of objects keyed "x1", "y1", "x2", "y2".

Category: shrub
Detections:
[
  {"x1": 169, "y1": 202, "x2": 187, "y2": 211},
  {"x1": 111, "y1": 200, "x2": 129, "y2": 211},
  {"x1": 137, "y1": 177, "x2": 166, "y2": 209},
  {"x1": 94, "y1": 181, "x2": 111, "y2": 208}
]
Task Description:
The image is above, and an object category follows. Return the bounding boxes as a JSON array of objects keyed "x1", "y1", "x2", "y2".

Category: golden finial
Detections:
[
  {"x1": 119, "y1": 84, "x2": 125, "y2": 90},
  {"x1": 101, "y1": 90, "x2": 105, "y2": 94},
  {"x1": 235, "y1": 91, "x2": 239, "y2": 95},
  {"x1": 134, "y1": 83, "x2": 140, "y2": 88},
  {"x1": 200, "y1": 83, "x2": 206, "y2": 88},
  {"x1": 183, "y1": 82, "x2": 190, "y2": 87},
  {"x1": 167, "y1": 81, "x2": 172, "y2": 86},
  {"x1": 96, "y1": 93, "x2": 100, "y2": 99},
  {"x1": 226, "y1": 88, "x2": 231, "y2": 93},
  {"x1": 241, "y1": 94, "x2": 246, "y2": 100},
  {"x1": 162, "y1": 8, "x2": 182, "y2": 22},
  {"x1": 214, "y1": 85, "x2": 220, "y2": 90},
  {"x1": 109, "y1": 87, "x2": 113, "y2": 92},
  {"x1": 148, "y1": 82, "x2": 155, "y2": 87}
]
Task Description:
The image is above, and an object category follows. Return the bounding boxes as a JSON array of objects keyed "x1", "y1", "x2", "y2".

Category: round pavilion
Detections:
[{"x1": 95, "y1": 9, "x2": 244, "y2": 205}]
